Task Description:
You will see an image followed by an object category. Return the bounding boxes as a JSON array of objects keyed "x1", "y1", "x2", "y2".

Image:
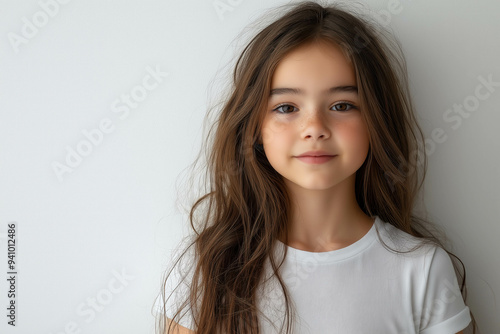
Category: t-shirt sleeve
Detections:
[
  {"x1": 153, "y1": 245, "x2": 197, "y2": 331},
  {"x1": 418, "y1": 246, "x2": 471, "y2": 334}
]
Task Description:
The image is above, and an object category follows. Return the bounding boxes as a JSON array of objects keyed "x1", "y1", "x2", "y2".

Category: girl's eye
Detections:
[
  {"x1": 273, "y1": 104, "x2": 297, "y2": 114},
  {"x1": 331, "y1": 102, "x2": 355, "y2": 112},
  {"x1": 273, "y1": 102, "x2": 356, "y2": 114}
]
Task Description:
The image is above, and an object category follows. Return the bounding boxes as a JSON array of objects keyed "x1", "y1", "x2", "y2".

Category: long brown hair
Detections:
[{"x1": 155, "y1": 1, "x2": 477, "y2": 333}]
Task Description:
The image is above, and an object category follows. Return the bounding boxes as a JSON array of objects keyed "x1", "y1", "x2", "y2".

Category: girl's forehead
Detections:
[{"x1": 269, "y1": 41, "x2": 357, "y2": 94}]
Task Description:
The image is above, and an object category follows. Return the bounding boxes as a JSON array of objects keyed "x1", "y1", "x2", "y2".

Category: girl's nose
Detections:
[{"x1": 301, "y1": 109, "x2": 331, "y2": 140}]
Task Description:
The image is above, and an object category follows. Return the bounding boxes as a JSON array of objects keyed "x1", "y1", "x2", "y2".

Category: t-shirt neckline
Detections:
[{"x1": 275, "y1": 216, "x2": 381, "y2": 264}]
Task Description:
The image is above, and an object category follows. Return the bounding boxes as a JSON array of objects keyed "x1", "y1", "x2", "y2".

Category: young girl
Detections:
[{"x1": 154, "y1": 1, "x2": 477, "y2": 333}]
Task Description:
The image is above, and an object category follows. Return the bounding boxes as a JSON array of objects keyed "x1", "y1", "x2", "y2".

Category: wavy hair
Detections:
[{"x1": 155, "y1": 1, "x2": 477, "y2": 333}]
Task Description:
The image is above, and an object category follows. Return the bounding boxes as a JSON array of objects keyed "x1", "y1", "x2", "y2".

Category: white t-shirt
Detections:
[{"x1": 154, "y1": 216, "x2": 471, "y2": 333}]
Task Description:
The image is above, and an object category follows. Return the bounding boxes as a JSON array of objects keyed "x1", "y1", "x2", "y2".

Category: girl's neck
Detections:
[{"x1": 280, "y1": 174, "x2": 374, "y2": 252}]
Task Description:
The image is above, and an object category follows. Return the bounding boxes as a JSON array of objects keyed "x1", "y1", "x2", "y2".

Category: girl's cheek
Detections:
[
  {"x1": 262, "y1": 118, "x2": 289, "y2": 143},
  {"x1": 338, "y1": 120, "x2": 369, "y2": 146}
]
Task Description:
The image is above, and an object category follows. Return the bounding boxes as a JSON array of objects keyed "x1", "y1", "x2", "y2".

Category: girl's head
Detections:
[
  {"x1": 213, "y1": 0, "x2": 423, "y2": 228},
  {"x1": 260, "y1": 39, "x2": 370, "y2": 195}
]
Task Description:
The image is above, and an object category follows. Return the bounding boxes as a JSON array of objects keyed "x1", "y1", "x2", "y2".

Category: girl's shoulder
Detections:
[
  {"x1": 374, "y1": 217, "x2": 462, "y2": 295},
  {"x1": 374, "y1": 216, "x2": 444, "y2": 258},
  {"x1": 375, "y1": 217, "x2": 471, "y2": 331}
]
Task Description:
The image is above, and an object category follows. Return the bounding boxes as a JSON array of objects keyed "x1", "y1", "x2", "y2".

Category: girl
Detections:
[{"x1": 154, "y1": 1, "x2": 477, "y2": 333}]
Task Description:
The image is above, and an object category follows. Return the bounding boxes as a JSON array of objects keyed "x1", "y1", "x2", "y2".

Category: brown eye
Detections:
[
  {"x1": 274, "y1": 104, "x2": 297, "y2": 114},
  {"x1": 331, "y1": 102, "x2": 355, "y2": 112}
]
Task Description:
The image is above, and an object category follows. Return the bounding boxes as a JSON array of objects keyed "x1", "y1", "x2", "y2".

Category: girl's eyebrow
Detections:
[{"x1": 269, "y1": 85, "x2": 358, "y2": 97}]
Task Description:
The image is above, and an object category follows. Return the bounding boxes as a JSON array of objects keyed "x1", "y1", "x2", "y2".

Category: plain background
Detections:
[{"x1": 1, "y1": 0, "x2": 498, "y2": 333}]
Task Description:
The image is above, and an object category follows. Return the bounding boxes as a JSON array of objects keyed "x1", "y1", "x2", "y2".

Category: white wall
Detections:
[{"x1": 0, "y1": 0, "x2": 498, "y2": 333}]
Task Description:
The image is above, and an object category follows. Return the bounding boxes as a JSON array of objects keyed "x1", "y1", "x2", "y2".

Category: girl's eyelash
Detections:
[
  {"x1": 272, "y1": 101, "x2": 357, "y2": 114},
  {"x1": 272, "y1": 104, "x2": 298, "y2": 114}
]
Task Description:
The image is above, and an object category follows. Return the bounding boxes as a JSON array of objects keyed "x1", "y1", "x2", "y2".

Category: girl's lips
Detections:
[
  {"x1": 296, "y1": 150, "x2": 334, "y2": 157},
  {"x1": 295, "y1": 155, "x2": 337, "y2": 164}
]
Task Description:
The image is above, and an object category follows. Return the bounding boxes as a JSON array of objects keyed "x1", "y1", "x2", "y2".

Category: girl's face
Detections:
[{"x1": 261, "y1": 40, "x2": 370, "y2": 192}]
